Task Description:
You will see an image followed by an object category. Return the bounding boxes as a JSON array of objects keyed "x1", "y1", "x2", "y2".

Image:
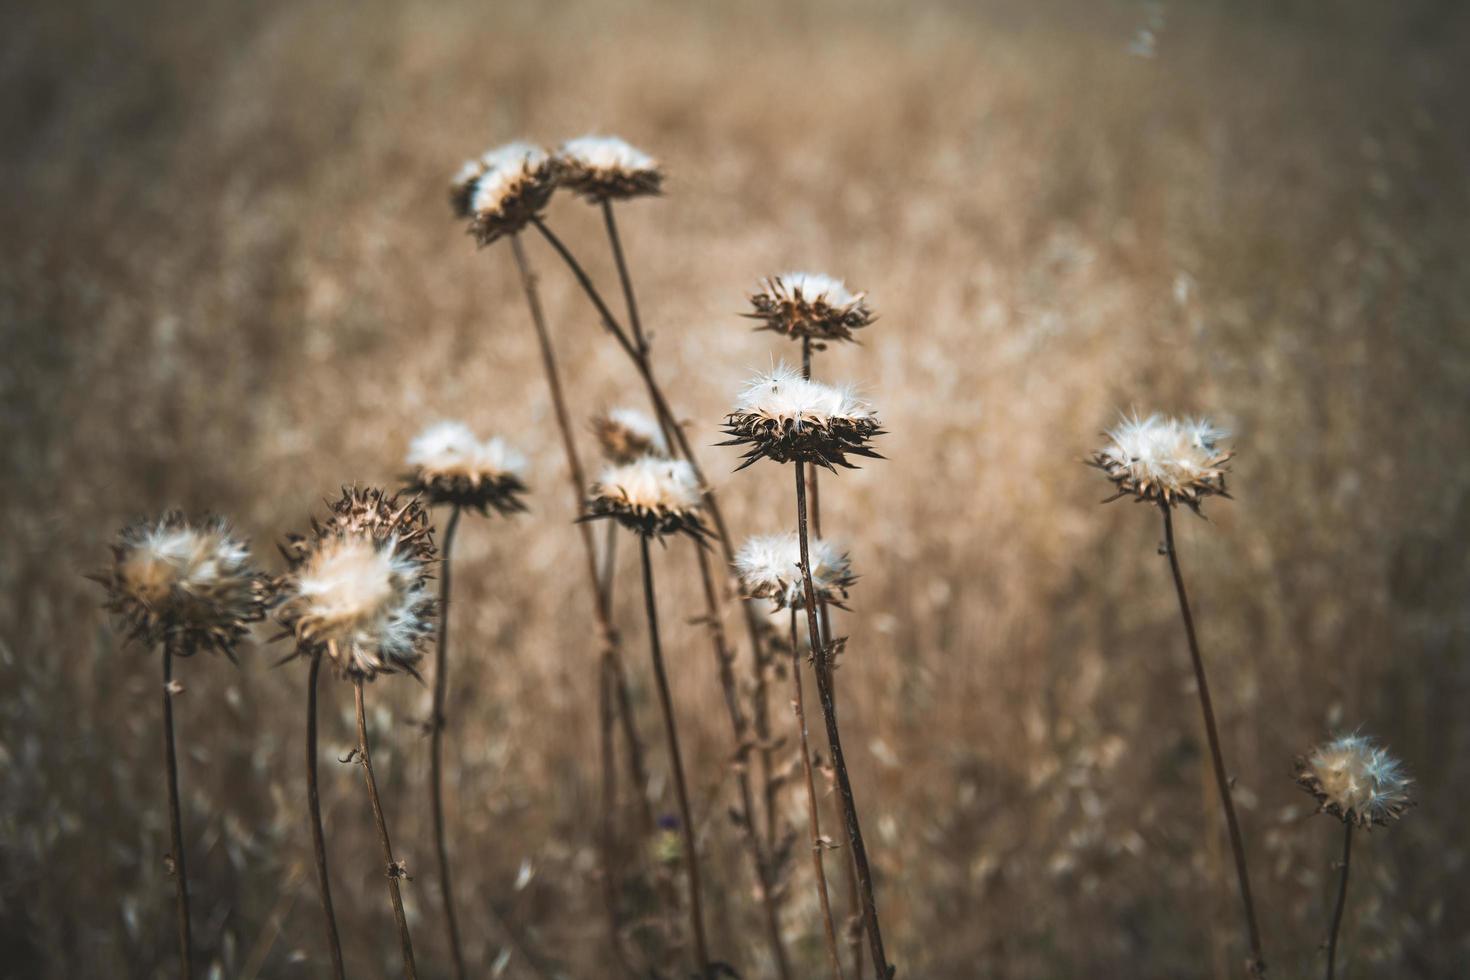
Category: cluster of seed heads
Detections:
[
  {"x1": 1296, "y1": 733, "x2": 1414, "y2": 829},
  {"x1": 746, "y1": 272, "x2": 874, "y2": 344},
  {"x1": 403, "y1": 420, "x2": 530, "y2": 516}
]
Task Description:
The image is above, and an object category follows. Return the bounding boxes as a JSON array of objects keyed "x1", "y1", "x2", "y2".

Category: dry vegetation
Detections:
[{"x1": 3, "y1": 0, "x2": 1470, "y2": 976}]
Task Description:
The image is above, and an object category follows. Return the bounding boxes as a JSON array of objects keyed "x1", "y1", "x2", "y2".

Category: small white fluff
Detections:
[
  {"x1": 291, "y1": 536, "x2": 432, "y2": 677},
  {"x1": 406, "y1": 421, "x2": 527, "y2": 483},
  {"x1": 558, "y1": 135, "x2": 657, "y2": 173},
  {"x1": 607, "y1": 407, "x2": 669, "y2": 455},
  {"x1": 734, "y1": 363, "x2": 872, "y2": 424},
  {"x1": 735, "y1": 531, "x2": 852, "y2": 609},
  {"x1": 1098, "y1": 413, "x2": 1229, "y2": 496},
  {"x1": 1299, "y1": 733, "x2": 1413, "y2": 827},
  {"x1": 471, "y1": 141, "x2": 552, "y2": 215},
  {"x1": 594, "y1": 456, "x2": 702, "y2": 513},
  {"x1": 773, "y1": 271, "x2": 858, "y2": 307},
  {"x1": 120, "y1": 523, "x2": 252, "y2": 606}
]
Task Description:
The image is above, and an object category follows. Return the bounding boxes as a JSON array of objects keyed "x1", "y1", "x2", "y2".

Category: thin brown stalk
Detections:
[
  {"x1": 795, "y1": 460, "x2": 891, "y2": 979},
  {"x1": 429, "y1": 505, "x2": 467, "y2": 980},
  {"x1": 161, "y1": 640, "x2": 193, "y2": 980},
  {"x1": 1325, "y1": 822, "x2": 1353, "y2": 980},
  {"x1": 305, "y1": 653, "x2": 346, "y2": 980},
  {"x1": 352, "y1": 677, "x2": 417, "y2": 980},
  {"x1": 1161, "y1": 503, "x2": 1266, "y2": 977}
]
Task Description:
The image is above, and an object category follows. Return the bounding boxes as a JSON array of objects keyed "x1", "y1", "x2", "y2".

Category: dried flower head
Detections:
[
  {"x1": 404, "y1": 421, "x2": 529, "y2": 516},
  {"x1": 1089, "y1": 413, "x2": 1233, "y2": 513},
  {"x1": 721, "y1": 363, "x2": 883, "y2": 471},
  {"x1": 93, "y1": 513, "x2": 271, "y2": 659},
  {"x1": 555, "y1": 135, "x2": 663, "y2": 202},
  {"x1": 746, "y1": 272, "x2": 874, "y2": 343},
  {"x1": 1296, "y1": 733, "x2": 1413, "y2": 829},
  {"x1": 735, "y1": 532, "x2": 855, "y2": 610},
  {"x1": 584, "y1": 455, "x2": 708, "y2": 539},
  {"x1": 276, "y1": 488, "x2": 437, "y2": 680},
  {"x1": 461, "y1": 141, "x2": 557, "y2": 246},
  {"x1": 592, "y1": 407, "x2": 669, "y2": 464}
]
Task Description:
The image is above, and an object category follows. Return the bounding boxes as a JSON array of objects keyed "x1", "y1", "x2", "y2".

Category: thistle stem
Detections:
[
  {"x1": 1325, "y1": 823, "x2": 1353, "y2": 980},
  {"x1": 637, "y1": 535, "x2": 711, "y2": 977},
  {"x1": 601, "y1": 201, "x2": 647, "y2": 354},
  {"x1": 305, "y1": 653, "x2": 346, "y2": 980},
  {"x1": 429, "y1": 505, "x2": 467, "y2": 980},
  {"x1": 795, "y1": 461, "x2": 891, "y2": 979},
  {"x1": 161, "y1": 641, "x2": 193, "y2": 980},
  {"x1": 353, "y1": 679, "x2": 417, "y2": 980},
  {"x1": 790, "y1": 609, "x2": 847, "y2": 980},
  {"x1": 1161, "y1": 503, "x2": 1266, "y2": 977}
]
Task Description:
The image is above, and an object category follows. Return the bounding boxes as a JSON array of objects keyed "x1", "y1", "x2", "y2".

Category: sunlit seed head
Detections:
[
  {"x1": 1296, "y1": 732, "x2": 1413, "y2": 829},
  {"x1": 404, "y1": 421, "x2": 530, "y2": 516},
  {"x1": 735, "y1": 531, "x2": 855, "y2": 610},
  {"x1": 721, "y1": 363, "x2": 884, "y2": 471},
  {"x1": 555, "y1": 135, "x2": 663, "y2": 202},
  {"x1": 592, "y1": 407, "x2": 669, "y2": 464},
  {"x1": 747, "y1": 271, "x2": 874, "y2": 343},
  {"x1": 1088, "y1": 412, "x2": 1233, "y2": 513},
  {"x1": 585, "y1": 455, "x2": 707, "y2": 539},
  {"x1": 461, "y1": 141, "x2": 558, "y2": 246}
]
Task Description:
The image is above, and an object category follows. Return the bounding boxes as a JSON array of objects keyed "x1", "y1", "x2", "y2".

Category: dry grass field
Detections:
[{"x1": 3, "y1": 0, "x2": 1469, "y2": 977}]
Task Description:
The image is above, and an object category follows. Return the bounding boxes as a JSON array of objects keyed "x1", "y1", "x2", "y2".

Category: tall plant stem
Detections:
[
  {"x1": 430, "y1": 505, "x2": 468, "y2": 980},
  {"x1": 790, "y1": 609, "x2": 847, "y2": 980},
  {"x1": 305, "y1": 654, "x2": 346, "y2": 980},
  {"x1": 637, "y1": 536, "x2": 711, "y2": 977},
  {"x1": 1325, "y1": 823, "x2": 1353, "y2": 980},
  {"x1": 1161, "y1": 504, "x2": 1265, "y2": 977},
  {"x1": 353, "y1": 678, "x2": 417, "y2": 980},
  {"x1": 795, "y1": 461, "x2": 891, "y2": 979},
  {"x1": 161, "y1": 641, "x2": 193, "y2": 980}
]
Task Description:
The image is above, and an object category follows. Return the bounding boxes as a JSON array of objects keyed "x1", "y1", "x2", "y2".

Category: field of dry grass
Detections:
[{"x1": 3, "y1": 0, "x2": 1470, "y2": 976}]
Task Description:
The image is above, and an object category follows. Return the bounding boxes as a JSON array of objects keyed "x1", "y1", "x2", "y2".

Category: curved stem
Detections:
[
  {"x1": 1325, "y1": 823, "x2": 1353, "y2": 980},
  {"x1": 306, "y1": 654, "x2": 346, "y2": 979},
  {"x1": 601, "y1": 201, "x2": 647, "y2": 354},
  {"x1": 162, "y1": 642, "x2": 193, "y2": 979},
  {"x1": 1161, "y1": 504, "x2": 1266, "y2": 977},
  {"x1": 354, "y1": 679, "x2": 417, "y2": 979},
  {"x1": 430, "y1": 506, "x2": 467, "y2": 980},
  {"x1": 638, "y1": 535, "x2": 711, "y2": 977}
]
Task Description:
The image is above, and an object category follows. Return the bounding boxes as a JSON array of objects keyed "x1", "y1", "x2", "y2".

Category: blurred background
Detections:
[{"x1": 3, "y1": 0, "x2": 1469, "y2": 976}]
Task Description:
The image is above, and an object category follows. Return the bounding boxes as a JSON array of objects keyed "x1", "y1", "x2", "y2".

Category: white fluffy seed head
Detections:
[
  {"x1": 734, "y1": 364, "x2": 872, "y2": 425},
  {"x1": 775, "y1": 272, "x2": 857, "y2": 307},
  {"x1": 466, "y1": 141, "x2": 557, "y2": 244},
  {"x1": 559, "y1": 135, "x2": 656, "y2": 174},
  {"x1": 1091, "y1": 412, "x2": 1233, "y2": 511},
  {"x1": 1297, "y1": 733, "x2": 1413, "y2": 829},
  {"x1": 407, "y1": 421, "x2": 527, "y2": 483},
  {"x1": 735, "y1": 532, "x2": 854, "y2": 609},
  {"x1": 555, "y1": 135, "x2": 663, "y2": 201},
  {"x1": 586, "y1": 455, "x2": 706, "y2": 537},
  {"x1": 747, "y1": 272, "x2": 873, "y2": 342},
  {"x1": 723, "y1": 364, "x2": 884, "y2": 470},
  {"x1": 593, "y1": 407, "x2": 670, "y2": 464}
]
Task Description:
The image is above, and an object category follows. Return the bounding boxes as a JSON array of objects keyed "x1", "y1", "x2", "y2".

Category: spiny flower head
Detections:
[
  {"x1": 93, "y1": 512, "x2": 271, "y2": 660},
  {"x1": 404, "y1": 421, "x2": 530, "y2": 516},
  {"x1": 592, "y1": 407, "x2": 669, "y2": 464},
  {"x1": 456, "y1": 141, "x2": 558, "y2": 245},
  {"x1": 555, "y1": 135, "x2": 663, "y2": 202},
  {"x1": 1296, "y1": 733, "x2": 1413, "y2": 829},
  {"x1": 746, "y1": 272, "x2": 874, "y2": 343},
  {"x1": 735, "y1": 532, "x2": 855, "y2": 610},
  {"x1": 721, "y1": 363, "x2": 884, "y2": 471},
  {"x1": 1089, "y1": 413, "x2": 1233, "y2": 513},
  {"x1": 276, "y1": 488, "x2": 436, "y2": 681},
  {"x1": 584, "y1": 455, "x2": 708, "y2": 539}
]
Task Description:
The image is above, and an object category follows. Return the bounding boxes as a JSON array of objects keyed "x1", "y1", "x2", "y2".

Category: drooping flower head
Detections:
[
  {"x1": 1089, "y1": 413, "x2": 1233, "y2": 513},
  {"x1": 92, "y1": 513, "x2": 271, "y2": 659},
  {"x1": 721, "y1": 363, "x2": 884, "y2": 471},
  {"x1": 735, "y1": 532, "x2": 855, "y2": 611},
  {"x1": 1296, "y1": 733, "x2": 1413, "y2": 829},
  {"x1": 592, "y1": 407, "x2": 670, "y2": 465},
  {"x1": 404, "y1": 421, "x2": 530, "y2": 516},
  {"x1": 584, "y1": 455, "x2": 708, "y2": 539},
  {"x1": 555, "y1": 135, "x2": 663, "y2": 202},
  {"x1": 454, "y1": 141, "x2": 558, "y2": 245},
  {"x1": 276, "y1": 488, "x2": 437, "y2": 681},
  {"x1": 746, "y1": 272, "x2": 874, "y2": 344}
]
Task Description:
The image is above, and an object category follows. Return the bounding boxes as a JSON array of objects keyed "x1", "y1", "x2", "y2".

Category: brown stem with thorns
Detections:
[
  {"x1": 162, "y1": 640, "x2": 193, "y2": 980},
  {"x1": 790, "y1": 609, "x2": 847, "y2": 980},
  {"x1": 305, "y1": 653, "x2": 346, "y2": 980},
  {"x1": 353, "y1": 678, "x2": 417, "y2": 979},
  {"x1": 796, "y1": 460, "x2": 891, "y2": 979},
  {"x1": 1325, "y1": 823, "x2": 1353, "y2": 980},
  {"x1": 1161, "y1": 503, "x2": 1266, "y2": 977},
  {"x1": 429, "y1": 505, "x2": 467, "y2": 980}
]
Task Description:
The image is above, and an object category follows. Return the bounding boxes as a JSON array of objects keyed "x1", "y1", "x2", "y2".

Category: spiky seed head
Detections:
[
  {"x1": 721, "y1": 363, "x2": 884, "y2": 471},
  {"x1": 276, "y1": 487, "x2": 436, "y2": 681},
  {"x1": 554, "y1": 135, "x2": 663, "y2": 202},
  {"x1": 746, "y1": 272, "x2": 874, "y2": 344},
  {"x1": 1296, "y1": 733, "x2": 1413, "y2": 828},
  {"x1": 404, "y1": 421, "x2": 530, "y2": 516},
  {"x1": 461, "y1": 141, "x2": 558, "y2": 246},
  {"x1": 92, "y1": 513, "x2": 271, "y2": 659},
  {"x1": 735, "y1": 532, "x2": 855, "y2": 611},
  {"x1": 592, "y1": 407, "x2": 670, "y2": 464},
  {"x1": 585, "y1": 455, "x2": 708, "y2": 539},
  {"x1": 1088, "y1": 413, "x2": 1233, "y2": 513}
]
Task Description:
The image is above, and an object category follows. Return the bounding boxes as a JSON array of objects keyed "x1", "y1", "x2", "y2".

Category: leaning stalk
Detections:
[
  {"x1": 305, "y1": 653, "x2": 346, "y2": 980},
  {"x1": 429, "y1": 505, "x2": 467, "y2": 980},
  {"x1": 353, "y1": 678, "x2": 417, "y2": 979}
]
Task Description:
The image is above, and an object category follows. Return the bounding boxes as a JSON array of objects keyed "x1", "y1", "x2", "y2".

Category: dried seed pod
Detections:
[
  {"x1": 403, "y1": 421, "x2": 529, "y2": 516},
  {"x1": 746, "y1": 272, "x2": 873, "y2": 343},
  {"x1": 584, "y1": 455, "x2": 708, "y2": 540},
  {"x1": 458, "y1": 141, "x2": 558, "y2": 245},
  {"x1": 1296, "y1": 732, "x2": 1413, "y2": 829},
  {"x1": 592, "y1": 407, "x2": 669, "y2": 465},
  {"x1": 1088, "y1": 413, "x2": 1233, "y2": 513},
  {"x1": 721, "y1": 364, "x2": 883, "y2": 471},
  {"x1": 555, "y1": 135, "x2": 663, "y2": 202},
  {"x1": 735, "y1": 532, "x2": 855, "y2": 611}
]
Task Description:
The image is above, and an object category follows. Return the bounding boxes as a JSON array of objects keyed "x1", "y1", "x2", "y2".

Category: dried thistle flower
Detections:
[
  {"x1": 735, "y1": 532, "x2": 854, "y2": 610},
  {"x1": 276, "y1": 488, "x2": 437, "y2": 680},
  {"x1": 721, "y1": 363, "x2": 884, "y2": 471},
  {"x1": 555, "y1": 135, "x2": 663, "y2": 202},
  {"x1": 1296, "y1": 733, "x2": 1413, "y2": 829},
  {"x1": 404, "y1": 421, "x2": 530, "y2": 516},
  {"x1": 746, "y1": 272, "x2": 874, "y2": 343},
  {"x1": 584, "y1": 455, "x2": 708, "y2": 539},
  {"x1": 1089, "y1": 413, "x2": 1233, "y2": 513},
  {"x1": 460, "y1": 141, "x2": 558, "y2": 246},
  {"x1": 592, "y1": 407, "x2": 669, "y2": 464},
  {"x1": 92, "y1": 512, "x2": 271, "y2": 659}
]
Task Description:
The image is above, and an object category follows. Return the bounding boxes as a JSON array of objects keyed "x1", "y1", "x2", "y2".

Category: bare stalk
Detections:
[
  {"x1": 1325, "y1": 823, "x2": 1353, "y2": 980},
  {"x1": 353, "y1": 678, "x2": 417, "y2": 979},
  {"x1": 795, "y1": 460, "x2": 891, "y2": 979},
  {"x1": 161, "y1": 641, "x2": 193, "y2": 980},
  {"x1": 1161, "y1": 503, "x2": 1266, "y2": 977},
  {"x1": 429, "y1": 505, "x2": 467, "y2": 980},
  {"x1": 305, "y1": 653, "x2": 346, "y2": 980}
]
